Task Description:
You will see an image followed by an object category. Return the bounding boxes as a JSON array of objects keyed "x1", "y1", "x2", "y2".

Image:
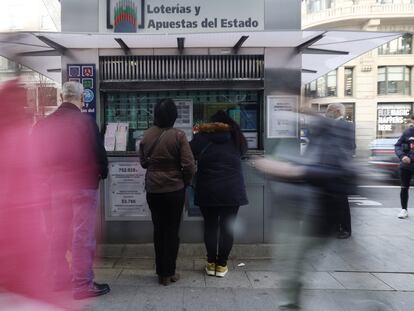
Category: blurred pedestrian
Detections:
[
  {"x1": 139, "y1": 98, "x2": 195, "y2": 286},
  {"x1": 0, "y1": 79, "x2": 51, "y2": 306},
  {"x1": 190, "y1": 110, "x2": 248, "y2": 277},
  {"x1": 394, "y1": 115, "x2": 414, "y2": 219},
  {"x1": 325, "y1": 103, "x2": 355, "y2": 239},
  {"x1": 32, "y1": 81, "x2": 109, "y2": 300},
  {"x1": 254, "y1": 112, "x2": 356, "y2": 309}
]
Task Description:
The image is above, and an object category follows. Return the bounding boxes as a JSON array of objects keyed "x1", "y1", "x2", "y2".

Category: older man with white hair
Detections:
[{"x1": 33, "y1": 81, "x2": 109, "y2": 300}]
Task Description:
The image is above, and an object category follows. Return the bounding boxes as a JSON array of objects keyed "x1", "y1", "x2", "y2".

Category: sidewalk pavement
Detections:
[{"x1": 85, "y1": 207, "x2": 414, "y2": 311}]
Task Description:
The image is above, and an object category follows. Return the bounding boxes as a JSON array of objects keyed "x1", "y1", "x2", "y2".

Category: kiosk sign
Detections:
[{"x1": 104, "y1": 0, "x2": 264, "y2": 33}]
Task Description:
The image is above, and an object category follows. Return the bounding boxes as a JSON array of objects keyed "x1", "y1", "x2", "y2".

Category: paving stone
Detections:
[
  {"x1": 83, "y1": 284, "x2": 138, "y2": 311},
  {"x1": 115, "y1": 269, "x2": 158, "y2": 286},
  {"x1": 206, "y1": 271, "x2": 252, "y2": 288},
  {"x1": 97, "y1": 244, "x2": 125, "y2": 258},
  {"x1": 115, "y1": 258, "x2": 154, "y2": 269},
  {"x1": 330, "y1": 272, "x2": 393, "y2": 290},
  {"x1": 373, "y1": 273, "x2": 414, "y2": 291},
  {"x1": 123, "y1": 244, "x2": 154, "y2": 258},
  {"x1": 233, "y1": 259, "x2": 314, "y2": 272},
  {"x1": 94, "y1": 257, "x2": 118, "y2": 269},
  {"x1": 183, "y1": 288, "x2": 240, "y2": 311},
  {"x1": 175, "y1": 257, "x2": 195, "y2": 271},
  {"x1": 127, "y1": 286, "x2": 185, "y2": 311},
  {"x1": 94, "y1": 268, "x2": 122, "y2": 283},
  {"x1": 167, "y1": 271, "x2": 206, "y2": 288}
]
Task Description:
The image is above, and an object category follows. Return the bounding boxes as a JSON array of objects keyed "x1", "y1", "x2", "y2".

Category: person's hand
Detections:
[
  {"x1": 402, "y1": 156, "x2": 411, "y2": 164},
  {"x1": 252, "y1": 157, "x2": 304, "y2": 180}
]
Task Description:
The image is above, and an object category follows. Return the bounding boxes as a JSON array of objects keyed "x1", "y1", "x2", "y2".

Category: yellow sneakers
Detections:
[
  {"x1": 205, "y1": 262, "x2": 216, "y2": 276},
  {"x1": 215, "y1": 264, "x2": 228, "y2": 277}
]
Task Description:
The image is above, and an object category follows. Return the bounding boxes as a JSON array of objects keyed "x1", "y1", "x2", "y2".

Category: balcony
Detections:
[{"x1": 302, "y1": 1, "x2": 414, "y2": 29}]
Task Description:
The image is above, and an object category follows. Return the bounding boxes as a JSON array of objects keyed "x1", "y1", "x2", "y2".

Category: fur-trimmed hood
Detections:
[
  {"x1": 195, "y1": 122, "x2": 230, "y2": 133},
  {"x1": 194, "y1": 122, "x2": 231, "y2": 144}
]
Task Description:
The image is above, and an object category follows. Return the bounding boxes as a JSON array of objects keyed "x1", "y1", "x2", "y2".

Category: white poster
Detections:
[
  {"x1": 109, "y1": 162, "x2": 149, "y2": 217},
  {"x1": 175, "y1": 99, "x2": 193, "y2": 141},
  {"x1": 100, "y1": 0, "x2": 264, "y2": 34},
  {"x1": 104, "y1": 123, "x2": 118, "y2": 151},
  {"x1": 243, "y1": 132, "x2": 258, "y2": 149},
  {"x1": 115, "y1": 122, "x2": 129, "y2": 151},
  {"x1": 267, "y1": 96, "x2": 298, "y2": 139}
]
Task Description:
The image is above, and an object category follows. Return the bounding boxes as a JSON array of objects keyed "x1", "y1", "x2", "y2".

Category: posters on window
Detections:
[
  {"x1": 108, "y1": 162, "x2": 149, "y2": 218},
  {"x1": 104, "y1": 122, "x2": 130, "y2": 151},
  {"x1": 266, "y1": 96, "x2": 298, "y2": 138}
]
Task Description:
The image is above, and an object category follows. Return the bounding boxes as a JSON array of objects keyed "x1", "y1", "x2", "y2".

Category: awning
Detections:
[{"x1": 0, "y1": 30, "x2": 400, "y2": 85}]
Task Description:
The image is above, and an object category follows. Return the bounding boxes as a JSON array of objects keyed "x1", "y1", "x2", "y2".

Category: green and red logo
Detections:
[{"x1": 107, "y1": 0, "x2": 145, "y2": 33}]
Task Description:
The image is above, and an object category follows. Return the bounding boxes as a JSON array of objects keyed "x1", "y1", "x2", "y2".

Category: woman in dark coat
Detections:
[
  {"x1": 139, "y1": 99, "x2": 195, "y2": 285},
  {"x1": 190, "y1": 110, "x2": 248, "y2": 277}
]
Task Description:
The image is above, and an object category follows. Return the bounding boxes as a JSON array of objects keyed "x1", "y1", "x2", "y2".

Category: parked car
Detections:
[{"x1": 368, "y1": 138, "x2": 400, "y2": 180}]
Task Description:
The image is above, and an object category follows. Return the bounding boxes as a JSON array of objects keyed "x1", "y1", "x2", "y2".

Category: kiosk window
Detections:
[{"x1": 104, "y1": 90, "x2": 262, "y2": 151}]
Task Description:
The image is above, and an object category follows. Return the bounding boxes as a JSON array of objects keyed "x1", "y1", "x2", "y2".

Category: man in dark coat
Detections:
[
  {"x1": 325, "y1": 103, "x2": 356, "y2": 238},
  {"x1": 32, "y1": 81, "x2": 109, "y2": 300},
  {"x1": 394, "y1": 116, "x2": 414, "y2": 219}
]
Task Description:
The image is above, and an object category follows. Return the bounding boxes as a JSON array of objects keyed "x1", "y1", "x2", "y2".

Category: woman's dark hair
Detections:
[
  {"x1": 153, "y1": 98, "x2": 177, "y2": 128},
  {"x1": 210, "y1": 110, "x2": 248, "y2": 155}
]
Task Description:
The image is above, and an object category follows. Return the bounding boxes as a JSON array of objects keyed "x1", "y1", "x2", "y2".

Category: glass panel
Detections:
[
  {"x1": 326, "y1": 70, "x2": 337, "y2": 96},
  {"x1": 344, "y1": 68, "x2": 353, "y2": 96},
  {"x1": 387, "y1": 67, "x2": 404, "y2": 81},
  {"x1": 317, "y1": 76, "x2": 326, "y2": 97},
  {"x1": 377, "y1": 103, "x2": 413, "y2": 138},
  {"x1": 378, "y1": 33, "x2": 412, "y2": 55},
  {"x1": 104, "y1": 90, "x2": 261, "y2": 151}
]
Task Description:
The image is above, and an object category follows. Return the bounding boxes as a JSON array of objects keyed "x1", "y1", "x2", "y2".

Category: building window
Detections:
[
  {"x1": 377, "y1": 103, "x2": 413, "y2": 138},
  {"x1": 305, "y1": 70, "x2": 337, "y2": 98},
  {"x1": 378, "y1": 33, "x2": 412, "y2": 55},
  {"x1": 306, "y1": 0, "x2": 333, "y2": 13},
  {"x1": 344, "y1": 68, "x2": 354, "y2": 96},
  {"x1": 312, "y1": 103, "x2": 355, "y2": 122},
  {"x1": 378, "y1": 66, "x2": 411, "y2": 95}
]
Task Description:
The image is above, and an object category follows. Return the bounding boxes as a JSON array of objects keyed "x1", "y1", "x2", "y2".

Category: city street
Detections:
[{"x1": 72, "y1": 181, "x2": 414, "y2": 311}]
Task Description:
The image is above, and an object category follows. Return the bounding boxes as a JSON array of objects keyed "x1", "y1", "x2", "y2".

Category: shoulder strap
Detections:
[{"x1": 144, "y1": 129, "x2": 167, "y2": 160}]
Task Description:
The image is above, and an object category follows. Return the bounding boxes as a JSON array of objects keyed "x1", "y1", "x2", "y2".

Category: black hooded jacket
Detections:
[{"x1": 190, "y1": 123, "x2": 248, "y2": 207}]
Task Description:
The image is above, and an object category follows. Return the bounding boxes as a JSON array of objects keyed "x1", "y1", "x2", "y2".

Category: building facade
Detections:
[
  {"x1": 0, "y1": 0, "x2": 61, "y2": 119},
  {"x1": 302, "y1": 0, "x2": 414, "y2": 156}
]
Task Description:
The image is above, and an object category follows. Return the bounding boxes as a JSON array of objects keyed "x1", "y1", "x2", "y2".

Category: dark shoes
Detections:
[
  {"x1": 158, "y1": 274, "x2": 180, "y2": 286},
  {"x1": 73, "y1": 282, "x2": 110, "y2": 300},
  {"x1": 337, "y1": 230, "x2": 351, "y2": 239}
]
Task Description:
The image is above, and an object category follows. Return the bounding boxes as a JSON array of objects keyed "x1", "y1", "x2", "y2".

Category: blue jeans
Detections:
[{"x1": 50, "y1": 189, "x2": 98, "y2": 293}]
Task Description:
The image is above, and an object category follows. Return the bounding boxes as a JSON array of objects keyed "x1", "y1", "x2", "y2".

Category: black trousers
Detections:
[
  {"x1": 199, "y1": 205, "x2": 239, "y2": 266},
  {"x1": 400, "y1": 168, "x2": 413, "y2": 210},
  {"x1": 147, "y1": 188, "x2": 185, "y2": 277},
  {"x1": 335, "y1": 194, "x2": 352, "y2": 233}
]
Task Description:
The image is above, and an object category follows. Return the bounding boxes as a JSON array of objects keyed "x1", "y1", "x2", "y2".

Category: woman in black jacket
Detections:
[{"x1": 190, "y1": 110, "x2": 248, "y2": 277}]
